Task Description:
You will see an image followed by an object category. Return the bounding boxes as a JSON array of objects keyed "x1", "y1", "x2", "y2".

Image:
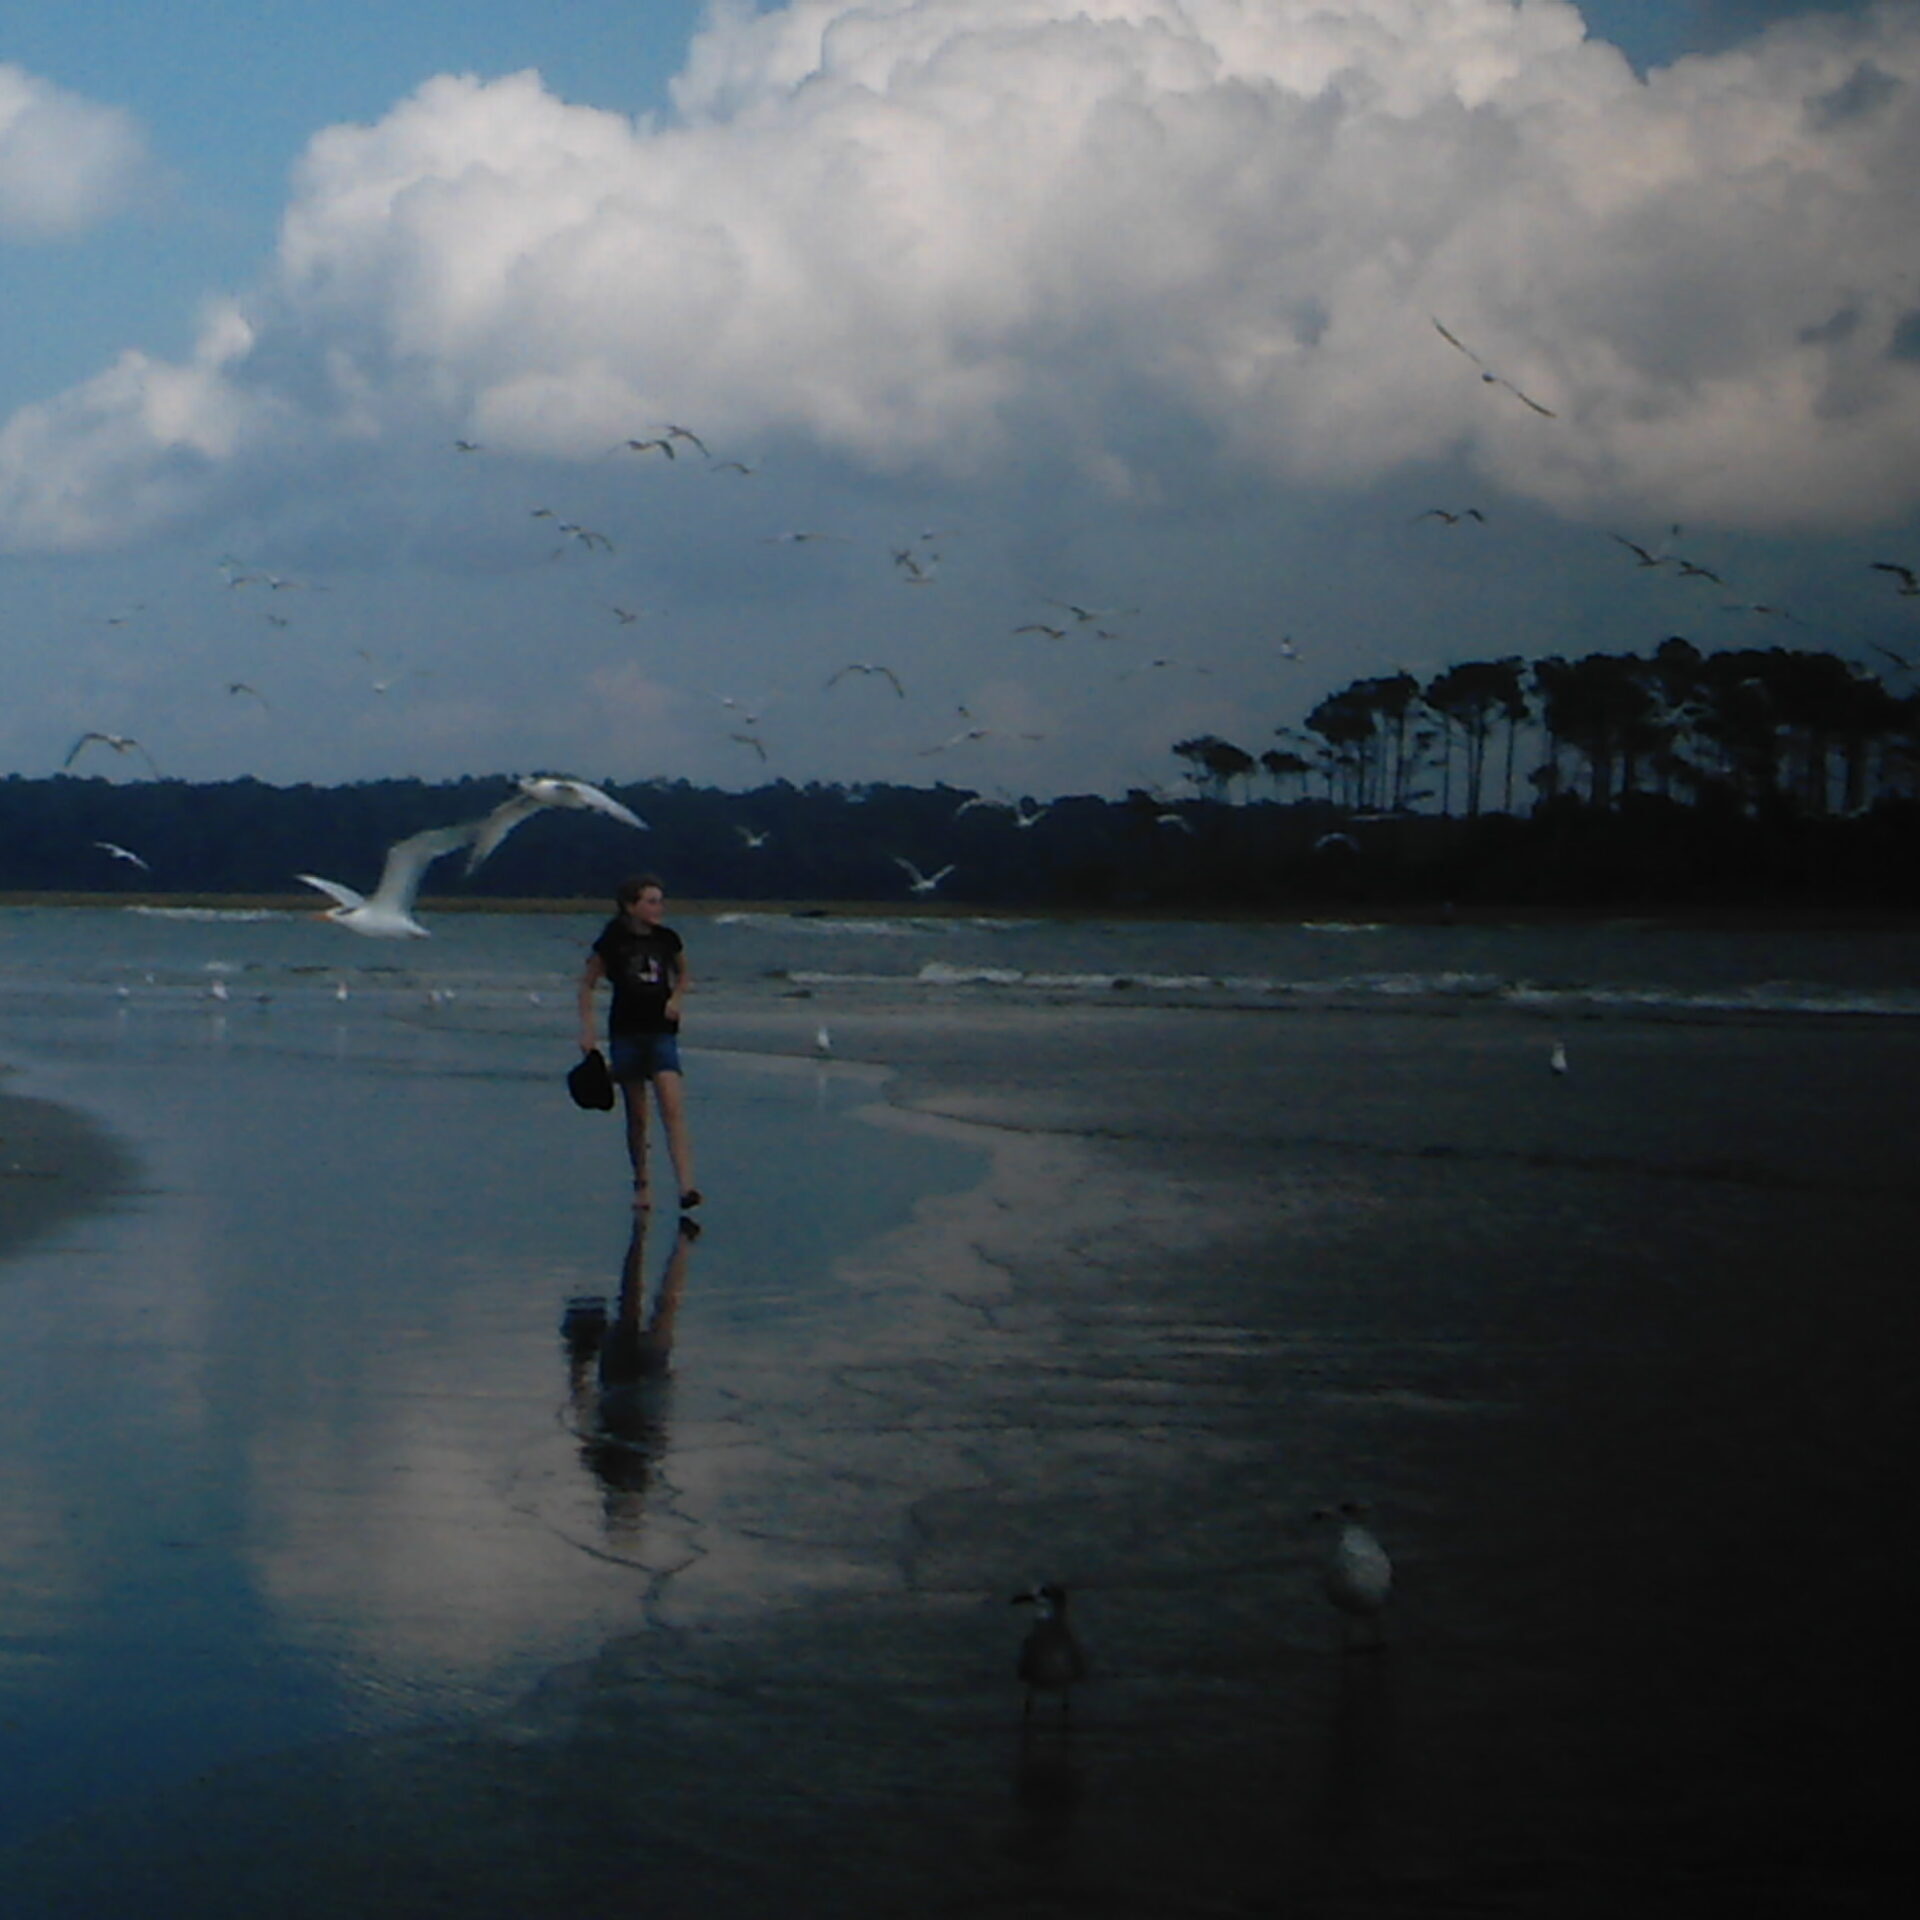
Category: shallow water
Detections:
[
  {"x1": 0, "y1": 924, "x2": 981, "y2": 1852},
  {"x1": 2, "y1": 905, "x2": 1916, "y2": 1914},
  {"x1": 4, "y1": 899, "x2": 1919, "y2": 1017}
]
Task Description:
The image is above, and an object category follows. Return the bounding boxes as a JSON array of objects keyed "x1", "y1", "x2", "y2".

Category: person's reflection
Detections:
[{"x1": 560, "y1": 1212, "x2": 698, "y2": 1538}]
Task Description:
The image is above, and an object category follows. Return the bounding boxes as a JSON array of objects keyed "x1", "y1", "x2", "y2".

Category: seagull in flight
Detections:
[
  {"x1": 552, "y1": 522, "x2": 613, "y2": 555},
  {"x1": 763, "y1": 529, "x2": 849, "y2": 545},
  {"x1": 1431, "y1": 316, "x2": 1557, "y2": 417},
  {"x1": 1609, "y1": 532, "x2": 1672, "y2": 569},
  {"x1": 894, "y1": 857, "x2": 955, "y2": 896},
  {"x1": 1412, "y1": 506, "x2": 1486, "y2": 526},
  {"x1": 1871, "y1": 560, "x2": 1920, "y2": 596},
  {"x1": 917, "y1": 725, "x2": 993, "y2": 756},
  {"x1": 92, "y1": 840, "x2": 150, "y2": 871},
  {"x1": 730, "y1": 731, "x2": 770, "y2": 763},
  {"x1": 465, "y1": 776, "x2": 649, "y2": 874},
  {"x1": 1045, "y1": 597, "x2": 1137, "y2": 625},
  {"x1": 227, "y1": 681, "x2": 272, "y2": 710},
  {"x1": 452, "y1": 439, "x2": 484, "y2": 453},
  {"x1": 65, "y1": 732, "x2": 161, "y2": 778},
  {"x1": 612, "y1": 437, "x2": 675, "y2": 459},
  {"x1": 661, "y1": 424, "x2": 710, "y2": 457},
  {"x1": 710, "y1": 690, "x2": 780, "y2": 727},
  {"x1": 1013, "y1": 623, "x2": 1068, "y2": 641},
  {"x1": 296, "y1": 824, "x2": 478, "y2": 939},
  {"x1": 1118, "y1": 656, "x2": 1211, "y2": 680},
  {"x1": 737, "y1": 825, "x2": 772, "y2": 849},
  {"x1": 826, "y1": 661, "x2": 906, "y2": 698}
]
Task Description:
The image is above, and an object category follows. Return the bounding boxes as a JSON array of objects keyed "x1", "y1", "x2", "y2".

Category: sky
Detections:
[{"x1": 3, "y1": 0, "x2": 1917, "y2": 804}]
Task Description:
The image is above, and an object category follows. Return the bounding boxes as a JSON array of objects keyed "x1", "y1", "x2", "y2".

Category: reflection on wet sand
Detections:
[{"x1": 561, "y1": 1213, "x2": 699, "y2": 1539}]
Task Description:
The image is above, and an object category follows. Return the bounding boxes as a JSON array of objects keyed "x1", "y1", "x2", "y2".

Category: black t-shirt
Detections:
[{"x1": 592, "y1": 918, "x2": 684, "y2": 1035}]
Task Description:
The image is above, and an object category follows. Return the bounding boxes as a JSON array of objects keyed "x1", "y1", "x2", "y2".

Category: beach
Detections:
[{"x1": 2, "y1": 916, "x2": 1916, "y2": 1916}]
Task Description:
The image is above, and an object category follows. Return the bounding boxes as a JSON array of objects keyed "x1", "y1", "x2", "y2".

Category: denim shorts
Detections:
[{"x1": 609, "y1": 1032, "x2": 683, "y2": 1083}]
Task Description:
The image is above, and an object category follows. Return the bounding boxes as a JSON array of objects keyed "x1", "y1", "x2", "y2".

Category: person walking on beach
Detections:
[{"x1": 577, "y1": 874, "x2": 700, "y2": 1211}]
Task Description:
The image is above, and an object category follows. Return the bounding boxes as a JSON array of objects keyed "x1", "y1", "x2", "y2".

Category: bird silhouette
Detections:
[
  {"x1": 1011, "y1": 1583, "x2": 1088, "y2": 1720},
  {"x1": 1432, "y1": 317, "x2": 1556, "y2": 417},
  {"x1": 826, "y1": 662, "x2": 906, "y2": 698},
  {"x1": 1871, "y1": 561, "x2": 1919, "y2": 596},
  {"x1": 65, "y1": 732, "x2": 161, "y2": 778}
]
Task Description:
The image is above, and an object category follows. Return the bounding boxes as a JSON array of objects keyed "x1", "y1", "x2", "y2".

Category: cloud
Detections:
[
  {"x1": 4, "y1": 0, "x2": 1920, "y2": 552},
  {"x1": 0, "y1": 62, "x2": 148, "y2": 240}
]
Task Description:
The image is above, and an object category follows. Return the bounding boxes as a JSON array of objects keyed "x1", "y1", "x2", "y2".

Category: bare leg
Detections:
[
  {"x1": 621, "y1": 1081, "x2": 652, "y2": 1205},
  {"x1": 651, "y1": 1069, "x2": 696, "y2": 1203}
]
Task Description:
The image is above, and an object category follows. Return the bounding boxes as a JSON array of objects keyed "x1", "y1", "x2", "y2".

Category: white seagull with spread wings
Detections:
[
  {"x1": 296, "y1": 825, "x2": 479, "y2": 939},
  {"x1": 894, "y1": 858, "x2": 955, "y2": 896},
  {"x1": 465, "y1": 776, "x2": 649, "y2": 873},
  {"x1": 65, "y1": 732, "x2": 161, "y2": 778}
]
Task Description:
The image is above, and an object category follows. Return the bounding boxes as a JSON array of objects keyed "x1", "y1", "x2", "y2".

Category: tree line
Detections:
[
  {"x1": 1172, "y1": 637, "x2": 1919, "y2": 823},
  {"x1": 3, "y1": 636, "x2": 1917, "y2": 913}
]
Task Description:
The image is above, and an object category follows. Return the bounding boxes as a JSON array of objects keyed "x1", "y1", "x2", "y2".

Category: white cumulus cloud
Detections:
[
  {"x1": 4, "y1": 0, "x2": 1920, "y2": 551},
  {"x1": 0, "y1": 62, "x2": 148, "y2": 240}
]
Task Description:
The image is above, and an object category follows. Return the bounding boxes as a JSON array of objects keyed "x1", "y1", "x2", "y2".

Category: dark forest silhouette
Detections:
[{"x1": 6, "y1": 641, "x2": 1917, "y2": 913}]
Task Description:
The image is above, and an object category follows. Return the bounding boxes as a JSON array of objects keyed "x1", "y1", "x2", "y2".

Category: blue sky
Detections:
[{"x1": 3, "y1": 0, "x2": 1915, "y2": 805}]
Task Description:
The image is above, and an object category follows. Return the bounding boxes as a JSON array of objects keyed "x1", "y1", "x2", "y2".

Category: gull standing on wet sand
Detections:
[
  {"x1": 1315, "y1": 1502, "x2": 1393, "y2": 1651},
  {"x1": 1011, "y1": 1583, "x2": 1088, "y2": 1720}
]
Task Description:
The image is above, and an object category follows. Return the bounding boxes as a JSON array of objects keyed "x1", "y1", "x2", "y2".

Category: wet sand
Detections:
[
  {"x1": 0, "y1": 1080, "x2": 138, "y2": 1264},
  {"x1": 3, "y1": 993, "x2": 1914, "y2": 1916}
]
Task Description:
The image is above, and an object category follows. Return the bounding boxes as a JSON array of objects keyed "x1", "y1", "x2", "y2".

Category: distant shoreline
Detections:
[{"x1": 3, "y1": 891, "x2": 1918, "y2": 933}]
